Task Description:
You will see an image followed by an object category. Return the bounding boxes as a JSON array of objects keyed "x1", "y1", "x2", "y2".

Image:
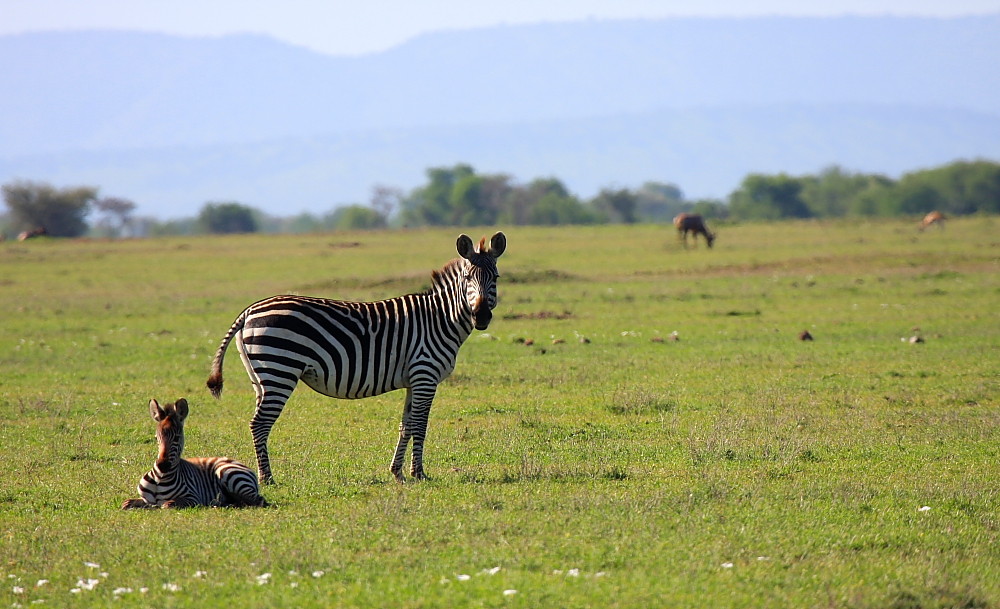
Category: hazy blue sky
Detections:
[{"x1": 3, "y1": 0, "x2": 999, "y2": 55}]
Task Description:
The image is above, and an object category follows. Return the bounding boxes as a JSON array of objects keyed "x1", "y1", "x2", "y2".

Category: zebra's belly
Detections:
[{"x1": 300, "y1": 364, "x2": 406, "y2": 399}]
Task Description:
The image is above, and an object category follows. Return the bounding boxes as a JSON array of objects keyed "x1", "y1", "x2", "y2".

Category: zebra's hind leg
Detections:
[
  {"x1": 249, "y1": 383, "x2": 297, "y2": 486},
  {"x1": 216, "y1": 462, "x2": 269, "y2": 507}
]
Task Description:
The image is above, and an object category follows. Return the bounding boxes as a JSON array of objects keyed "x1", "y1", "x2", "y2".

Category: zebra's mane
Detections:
[{"x1": 428, "y1": 258, "x2": 469, "y2": 293}]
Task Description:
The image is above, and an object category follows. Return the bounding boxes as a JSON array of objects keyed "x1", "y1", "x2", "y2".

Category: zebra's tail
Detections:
[{"x1": 206, "y1": 309, "x2": 248, "y2": 399}]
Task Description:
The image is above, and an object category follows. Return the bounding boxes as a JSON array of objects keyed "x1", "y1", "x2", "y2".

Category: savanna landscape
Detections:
[{"x1": 1, "y1": 218, "x2": 997, "y2": 608}]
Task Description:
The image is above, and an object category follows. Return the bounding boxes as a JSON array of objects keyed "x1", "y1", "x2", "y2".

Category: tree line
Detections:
[{"x1": 2, "y1": 159, "x2": 998, "y2": 239}]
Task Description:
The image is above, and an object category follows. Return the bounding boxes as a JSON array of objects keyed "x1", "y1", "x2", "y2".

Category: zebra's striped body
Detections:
[
  {"x1": 207, "y1": 232, "x2": 507, "y2": 484},
  {"x1": 121, "y1": 398, "x2": 267, "y2": 509}
]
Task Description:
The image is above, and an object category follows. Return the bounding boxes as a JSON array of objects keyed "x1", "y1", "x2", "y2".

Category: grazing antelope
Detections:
[
  {"x1": 919, "y1": 211, "x2": 946, "y2": 231},
  {"x1": 207, "y1": 232, "x2": 506, "y2": 484},
  {"x1": 122, "y1": 398, "x2": 267, "y2": 509},
  {"x1": 673, "y1": 213, "x2": 715, "y2": 248},
  {"x1": 17, "y1": 227, "x2": 47, "y2": 241}
]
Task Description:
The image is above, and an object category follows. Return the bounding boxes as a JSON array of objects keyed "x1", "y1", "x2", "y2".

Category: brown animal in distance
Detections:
[
  {"x1": 673, "y1": 213, "x2": 715, "y2": 248},
  {"x1": 919, "y1": 211, "x2": 946, "y2": 231},
  {"x1": 17, "y1": 227, "x2": 47, "y2": 241}
]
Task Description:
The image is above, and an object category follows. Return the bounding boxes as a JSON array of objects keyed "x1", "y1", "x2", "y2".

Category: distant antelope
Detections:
[
  {"x1": 919, "y1": 211, "x2": 946, "y2": 231},
  {"x1": 122, "y1": 398, "x2": 267, "y2": 509},
  {"x1": 17, "y1": 227, "x2": 46, "y2": 241},
  {"x1": 673, "y1": 213, "x2": 715, "y2": 248}
]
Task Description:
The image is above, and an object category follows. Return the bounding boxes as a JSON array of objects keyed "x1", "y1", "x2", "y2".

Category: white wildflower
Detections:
[
  {"x1": 289, "y1": 582, "x2": 299, "y2": 588},
  {"x1": 69, "y1": 589, "x2": 81, "y2": 594},
  {"x1": 503, "y1": 589, "x2": 518, "y2": 596},
  {"x1": 193, "y1": 570, "x2": 207, "y2": 578},
  {"x1": 35, "y1": 580, "x2": 48, "y2": 588},
  {"x1": 139, "y1": 587, "x2": 149, "y2": 594},
  {"x1": 99, "y1": 572, "x2": 109, "y2": 578},
  {"x1": 83, "y1": 562, "x2": 100, "y2": 569},
  {"x1": 721, "y1": 562, "x2": 734, "y2": 569},
  {"x1": 595, "y1": 571, "x2": 607, "y2": 577},
  {"x1": 456, "y1": 574, "x2": 471, "y2": 582},
  {"x1": 482, "y1": 566, "x2": 502, "y2": 576},
  {"x1": 256, "y1": 573, "x2": 272, "y2": 586},
  {"x1": 112, "y1": 587, "x2": 132, "y2": 596},
  {"x1": 919, "y1": 505, "x2": 931, "y2": 512},
  {"x1": 76, "y1": 578, "x2": 100, "y2": 591},
  {"x1": 12, "y1": 586, "x2": 25, "y2": 594},
  {"x1": 162, "y1": 583, "x2": 181, "y2": 592},
  {"x1": 288, "y1": 570, "x2": 298, "y2": 576},
  {"x1": 311, "y1": 570, "x2": 325, "y2": 578},
  {"x1": 567, "y1": 569, "x2": 580, "y2": 577}
]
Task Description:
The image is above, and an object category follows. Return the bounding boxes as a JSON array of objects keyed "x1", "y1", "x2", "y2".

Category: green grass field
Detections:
[{"x1": 1, "y1": 218, "x2": 998, "y2": 608}]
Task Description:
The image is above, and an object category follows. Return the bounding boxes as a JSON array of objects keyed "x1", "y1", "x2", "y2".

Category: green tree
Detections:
[
  {"x1": 635, "y1": 181, "x2": 687, "y2": 222},
  {"x1": 499, "y1": 178, "x2": 570, "y2": 225},
  {"x1": 688, "y1": 198, "x2": 729, "y2": 219},
  {"x1": 527, "y1": 192, "x2": 596, "y2": 225},
  {"x1": 92, "y1": 196, "x2": 137, "y2": 238},
  {"x1": 893, "y1": 160, "x2": 1000, "y2": 215},
  {"x1": 400, "y1": 164, "x2": 475, "y2": 226},
  {"x1": 197, "y1": 202, "x2": 259, "y2": 234},
  {"x1": 328, "y1": 205, "x2": 387, "y2": 230},
  {"x1": 450, "y1": 173, "x2": 511, "y2": 226},
  {"x1": 728, "y1": 174, "x2": 811, "y2": 220},
  {"x1": 2, "y1": 180, "x2": 96, "y2": 237},
  {"x1": 591, "y1": 188, "x2": 639, "y2": 223},
  {"x1": 801, "y1": 166, "x2": 896, "y2": 218}
]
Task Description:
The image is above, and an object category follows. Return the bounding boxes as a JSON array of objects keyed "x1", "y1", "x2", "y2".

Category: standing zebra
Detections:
[
  {"x1": 206, "y1": 232, "x2": 507, "y2": 484},
  {"x1": 122, "y1": 398, "x2": 268, "y2": 509}
]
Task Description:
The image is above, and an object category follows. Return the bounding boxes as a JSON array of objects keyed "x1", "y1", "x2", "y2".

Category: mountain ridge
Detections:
[{"x1": 1, "y1": 16, "x2": 998, "y2": 217}]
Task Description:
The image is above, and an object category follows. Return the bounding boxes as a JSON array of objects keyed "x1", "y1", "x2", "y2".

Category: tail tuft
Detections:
[{"x1": 206, "y1": 372, "x2": 224, "y2": 399}]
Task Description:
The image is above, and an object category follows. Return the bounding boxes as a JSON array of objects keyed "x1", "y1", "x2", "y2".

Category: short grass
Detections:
[{"x1": 1, "y1": 218, "x2": 998, "y2": 608}]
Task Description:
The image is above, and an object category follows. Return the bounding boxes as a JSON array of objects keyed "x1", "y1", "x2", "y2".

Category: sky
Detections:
[{"x1": 3, "y1": 0, "x2": 1000, "y2": 56}]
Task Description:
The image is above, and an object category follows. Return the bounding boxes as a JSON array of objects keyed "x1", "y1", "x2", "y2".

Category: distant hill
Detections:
[{"x1": 1, "y1": 17, "x2": 999, "y2": 217}]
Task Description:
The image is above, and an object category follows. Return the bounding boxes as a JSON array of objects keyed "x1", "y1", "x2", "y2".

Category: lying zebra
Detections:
[{"x1": 122, "y1": 398, "x2": 268, "y2": 509}]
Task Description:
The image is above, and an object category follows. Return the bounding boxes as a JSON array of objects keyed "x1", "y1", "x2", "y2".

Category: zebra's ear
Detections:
[
  {"x1": 149, "y1": 399, "x2": 166, "y2": 422},
  {"x1": 489, "y1": 231, "x2": 506, "y2": 258},
  {"x1": 173, "y1": 398, "x2": 189, "y2": 421},
  {"x1": 456, "y1": 234, "x2": 475, "y2": 259}
]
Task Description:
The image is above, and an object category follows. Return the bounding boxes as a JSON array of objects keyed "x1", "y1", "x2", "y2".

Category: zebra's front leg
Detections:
[
  {"x1": 390, "y1": 389, "x2": 413, "y2": 483},
  {"x1": 121, "y1": 498, "x2": 155, "y2": 510},
  {"x1": 407, "y1": 384, "x2": 437, "y2": 481}
]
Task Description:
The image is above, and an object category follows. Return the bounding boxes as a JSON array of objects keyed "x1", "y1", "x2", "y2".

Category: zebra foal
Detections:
[
  {"x1": 121, "y1": 398, "x2": 268, "y2": 509},
  {"x1": 206, "y1": 232, "x2": 507, "y2": 484}
]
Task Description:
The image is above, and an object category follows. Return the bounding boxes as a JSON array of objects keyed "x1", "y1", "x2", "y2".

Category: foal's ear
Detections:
[
  {"x1": 489, "y1": 231, "x2": 506, "y2": 258},
  {"x1": 173, "y1": 398, "x2": 189, "y2": 421},
  {"x1": 149, "y1": 399, "x2": 166, "y2": 422},
  {"x1": 457, "y1": 234, "x2": 475, "y2": 259}
]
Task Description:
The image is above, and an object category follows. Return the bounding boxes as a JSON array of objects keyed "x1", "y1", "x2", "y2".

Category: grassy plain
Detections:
[{"x1": 1, "y1": 218, "x2": 998, "y2": 608}]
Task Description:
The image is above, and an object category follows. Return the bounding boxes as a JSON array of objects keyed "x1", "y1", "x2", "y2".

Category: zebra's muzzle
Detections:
[{"x1": 474, "y1": 305, "x2": 492, "y2": 330}]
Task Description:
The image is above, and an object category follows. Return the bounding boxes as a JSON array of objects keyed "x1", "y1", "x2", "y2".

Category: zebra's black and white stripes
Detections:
[
  {"x1": 206, "y1": 232, "x2": 506, "y2": 484},
  {"x1": 121, "y1": 398, "x2": 267, "y2": 509}
]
